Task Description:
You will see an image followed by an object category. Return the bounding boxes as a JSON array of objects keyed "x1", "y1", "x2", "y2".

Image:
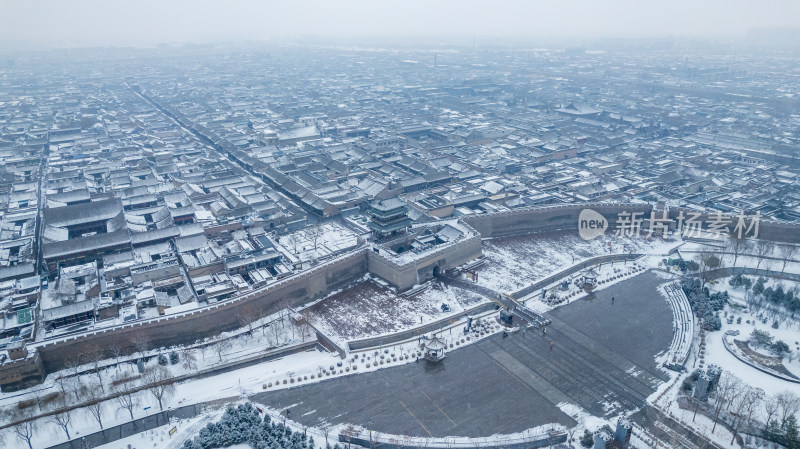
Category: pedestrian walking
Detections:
[{"x1": 550, "y1": 341, "x2": 555, "y2": 351}]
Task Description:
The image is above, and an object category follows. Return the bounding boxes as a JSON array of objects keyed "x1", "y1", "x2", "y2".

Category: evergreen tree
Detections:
[
  {"x1": 783, "y1": 415, "x2": 799, "y2": 449},
  {"x1": 763, "y1": 419, "x2": 782, "y2": 443},
  {"x1": 580, "y1": 430, "x2": 594, "y2": 448},
  {"x1": 753, "y1": 277, "x2": 766, "y2": 296}
]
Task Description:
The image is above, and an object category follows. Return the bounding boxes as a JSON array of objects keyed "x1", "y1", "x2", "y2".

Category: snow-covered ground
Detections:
[
  {"x1": 644, "y1": 366, "x2": 743, "y2": 449},
  {"x1": 679, "y1": 240, "x2": 800, "y2": 276},
  {"x1": 5, "y1": 233, "x2": 737, "y2": 449},
  {"x1": 1, "y1": 344, "x2": 345, "y2": 449},
  {"x1": 95, "y1": 409, "x2": 224, "y2": 449},
  {"x1": 0, "y1": 308, "x2": 316, "y2": 406},
  {"x1": 476, "y1": 232, "x2": 680, "y2": 293},
  {"x1": 703, "y1": 279, "x2": 800, "y2": 396},
  {"x1": 0, "y1": 310, "x2": 320, "y2": 449},
  {"x1": 276, "y1": 222, "x2": 360, "y2": 264},
  {"x1": 628, "y1": 272, "x2": 800, "y2": 449},
  {"x1": 1, "y1": 304, "x2": 509, "y2": 449},
  {"x1": 307, "y1": 276, "x2": 487, "y2": 347}
]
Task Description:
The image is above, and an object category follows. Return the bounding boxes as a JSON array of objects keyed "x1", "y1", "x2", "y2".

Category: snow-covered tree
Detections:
[
  {"x1": 181, "y1": 348, "x2": 198, "y2": 371},
  {"x1": 114, "y1": 385, "x2": 139, "y2": 421},
  {"x1": 84, "y1": 380, "x2": 105, "y2": 429},
  {"x1": 213, "y1": 338, "x2": 232, "y2": 363},
  {"x1": 48, "y1": 396, "x2": 73, "y2": 440},
  {"x1": 143, "y1": 365, "x2": 175, "y2": 411},
  {"x1": 10, "y1": 408, "x2": 37, "y2": 449}
]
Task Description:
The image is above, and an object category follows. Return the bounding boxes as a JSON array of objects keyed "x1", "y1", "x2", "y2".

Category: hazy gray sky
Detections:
[{"x1": 2, "y1": 0, "x2": 800, "y2": 49}]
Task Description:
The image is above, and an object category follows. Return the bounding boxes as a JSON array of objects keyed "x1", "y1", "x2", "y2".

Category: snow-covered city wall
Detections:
[
  {"x1": 465, "y1": 202, "x2": 800, "y2": 244},
  {"x1": 0, "y1": 249, "x2": 369, "y2": 391},
  {"x1": 367, "y1": 221, "x2": 483, "y2": 290}
]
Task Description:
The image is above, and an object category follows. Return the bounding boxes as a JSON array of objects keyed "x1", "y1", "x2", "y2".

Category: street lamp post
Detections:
[{"x1": 366, "y1": 419, "x2": 374, "y2": 449}]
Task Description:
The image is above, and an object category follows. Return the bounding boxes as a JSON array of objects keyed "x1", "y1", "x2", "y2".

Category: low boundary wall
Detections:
[
  {"x1": 45, "y1": 402, "x2": 210, "y2": 449},
  {"x1": 705, "y1": 266, "x2": 800, "y2": 282},
  {"x1": 339, "y1": 427, "x2": 567, "y2": 449},
  {"x1": 512, "y1": 253, "x2": 642, "y2": 299}
]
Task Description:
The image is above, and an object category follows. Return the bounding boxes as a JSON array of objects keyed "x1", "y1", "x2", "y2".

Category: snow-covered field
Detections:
[
  {"x1": 476, "y1": 231, "x2": 679, "y2": 293},
  {"x1": 306, "y1": 277, "x2": 487, "y2": 346}
]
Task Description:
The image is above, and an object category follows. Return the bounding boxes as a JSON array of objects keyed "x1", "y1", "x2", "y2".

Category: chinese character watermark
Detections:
[{"x1": 579, "y1": 208, "x2": 761, "y2": 240}]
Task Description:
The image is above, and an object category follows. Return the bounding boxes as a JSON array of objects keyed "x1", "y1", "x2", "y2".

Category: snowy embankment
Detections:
[{"x1": 477, "y1": 232, "x2": 680, "y2": 293}]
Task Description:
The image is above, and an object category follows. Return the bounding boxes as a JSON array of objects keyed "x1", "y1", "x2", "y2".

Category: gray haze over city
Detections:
[{"x1": 2, "y1": 0, "x2": 800, "y2": 48}]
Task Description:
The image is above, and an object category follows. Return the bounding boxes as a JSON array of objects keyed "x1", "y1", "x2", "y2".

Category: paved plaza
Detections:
[{"x1": 254, "y1": 271, "x2": 673, "y2": 438}]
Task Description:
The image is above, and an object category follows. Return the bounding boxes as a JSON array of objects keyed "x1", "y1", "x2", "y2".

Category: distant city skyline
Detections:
[{"x1": 2, "y1": 0, "x2": 800, "y2": 50}]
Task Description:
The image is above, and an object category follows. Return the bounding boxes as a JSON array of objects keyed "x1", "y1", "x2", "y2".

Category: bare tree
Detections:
[
  {"x1": 726, "y1": 236, "x2": 751, "y2": 266},
  {"x1": 776, "y1": 391, "x2": 800, "y2": 425},
  {"x1": 305, "y1": 225, "x2": 323, "y2": 254},
  {"x1": 108, "y1": 342, "x2": 124, "y2": 368},
  {"x1": 83, "y1": 343, "x2": 106, "y2": 393},
  {"x1": 279, "y1": 299, "x2": 297, "y2": 340},
  {"x1": 84, "y1": 381, "x2": 105, "y2": 429},
  {"x1": 763, "y1": 393, "x2": 780, "y2": 428},
  {"x1": 113, "y1": 385, "x2": 139, "y2": 421},
  {"x1": 726, "y1": 377, "x2": 746, "y2": 412},
  {"x1": 30, "y1": 388, "x2": 46, "y2": 412},
  {"x1": 198, "y1": 340, "x2": 209, "y2": 361},
  {"x1": 741, "y1": 387, "x2": 764, "y2": 436},
  {"x1": 286, "y1": 233, "x2": 300, "y2": 254},
  {"x1": 711, "y1": 373, "x2": 741, "y2": 433},
  {"x1": 213, "y1": 338, "x2": 231, "y2": 363},
  {"x1": 763, "y1": 255, "x2": 777, "y2": 273},
  {"x1": 696, "y1": 247, "x2": 721, "y2": 285},
  {"x1": 778, "y1": 243, "x2": 798, "y2": 275},
  {"x1": 271, "y1": 317, "x2": 281, "y2": 345},
  {"x1": 10, "y1": 408, "x2": 37, "y2": 449},
  {"x1": 728, "y1": 385, "x2": 752, "y2": 444},
  {"x1": 142, "y1": 365, "x2": 175, "y2": 411},
  {"x1": 181, "y1": 348, "x2": 198, "y2": 371},
  {"x1": 754, "y1": 240, "x2": 773, "y2": 270},
  {"x1": 59, "y1": 375, "x2": 83, "y2": 404},
  {"x1": 48, "y1": 396, "x2": 73, "y2": 440},
  {"x1": 260, "y1": 313, "x2": 270, "y2": 340},
  {"x1": 63, "y1": 357, "x2": 82, "y2": 379},
  {"x1": 321, "y1": 424, "x2": 331, "y2": 447},
  {"x1": 300, "y1": 309, "x2": 315, "y2": 341},
  {"x1": 132, "y1": 333, "x2": 151, "y2": 361},
  {"x1": 236, "y1": 307, "x2": 257, "y2": 341}
]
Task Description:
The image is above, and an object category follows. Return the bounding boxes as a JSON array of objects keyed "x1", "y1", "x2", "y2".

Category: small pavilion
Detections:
[{"x1": 423, "y1": 335, "x2": 447, "y2": 362}]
